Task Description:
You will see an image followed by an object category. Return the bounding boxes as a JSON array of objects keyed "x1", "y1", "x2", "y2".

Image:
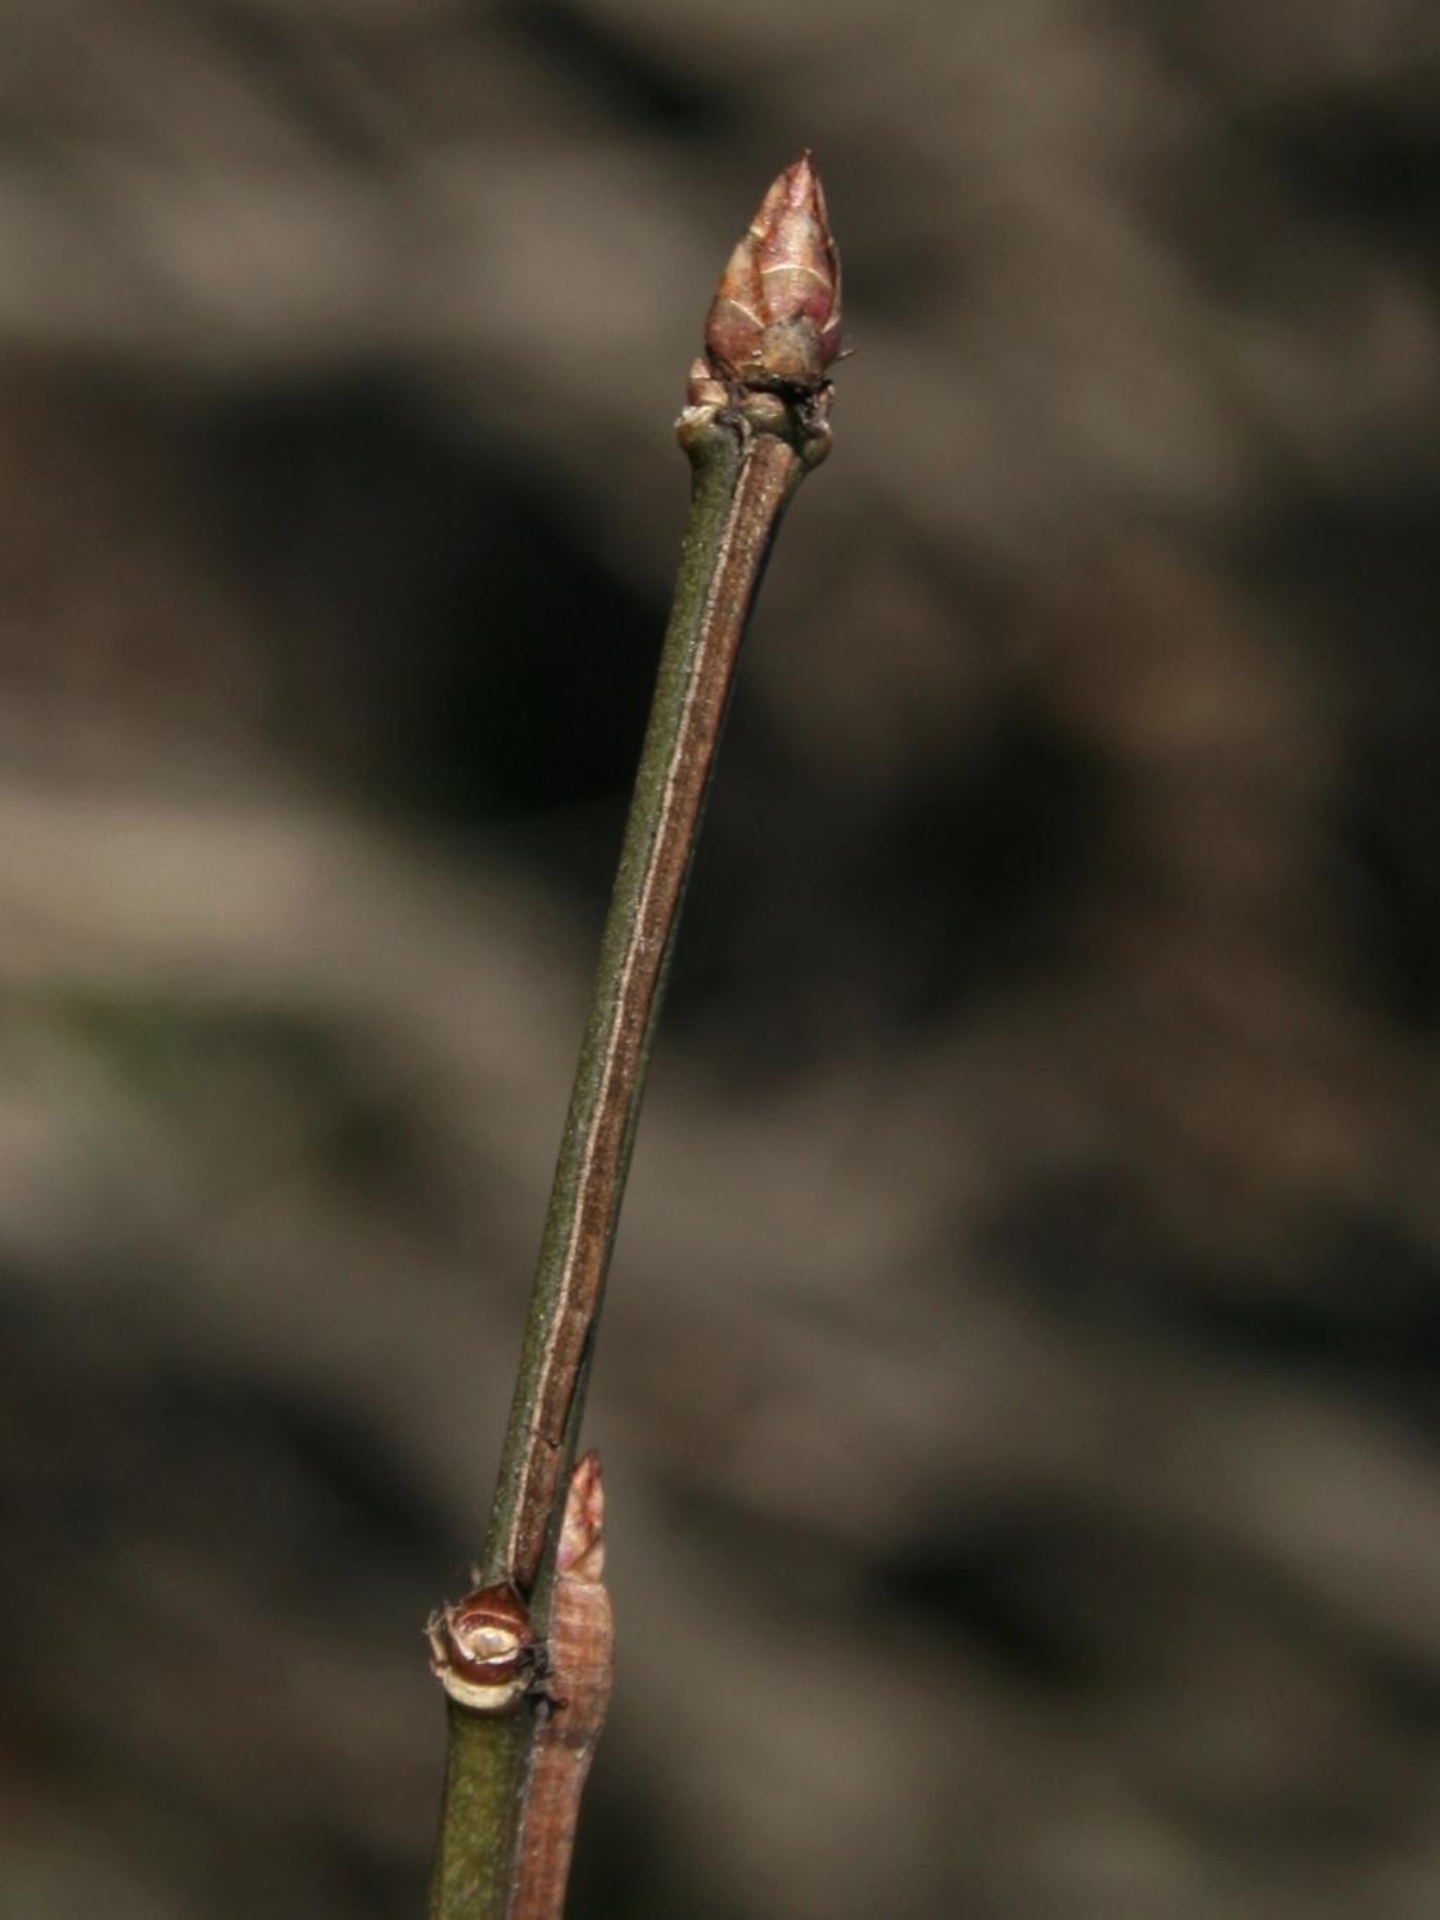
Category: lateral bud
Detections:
[
  {"x1": 558, "y1": 1448, "x2": 606, "y2": 1584},
  {"x1": 704, "y1": 151, "x2": 842, "y2": 395},
  {"x1": 427, "y1": 1580, "x2": 535, "y2": 1713}
]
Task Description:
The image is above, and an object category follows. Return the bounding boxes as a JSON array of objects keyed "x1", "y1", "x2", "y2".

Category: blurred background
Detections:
[{"x1": 3, "y1": 3, "x2": 1439, "y2": 1917}]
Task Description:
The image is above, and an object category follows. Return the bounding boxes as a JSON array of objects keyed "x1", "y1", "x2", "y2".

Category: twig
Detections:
[{"x1": 426, "y1": 153, "x2": 842, "y2": 1920}]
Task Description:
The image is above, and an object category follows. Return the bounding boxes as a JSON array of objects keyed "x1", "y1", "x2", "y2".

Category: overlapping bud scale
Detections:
[{"x1": 704, "y1": 153, "x2": 842, "y2": 395}]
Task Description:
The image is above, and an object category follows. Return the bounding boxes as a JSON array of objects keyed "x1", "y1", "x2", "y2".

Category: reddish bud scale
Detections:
[
  {"x1": 556, "y1": 1447, "x2": 605, "y2": 1584},
  {"x1": 704, "y1": 152, "x2": 842, "y2": 395},
  {"x1": 428, "y1": 1581, "x2": 535, "y2": 1712}
]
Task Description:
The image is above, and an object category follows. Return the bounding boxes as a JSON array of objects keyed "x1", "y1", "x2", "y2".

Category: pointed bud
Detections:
[
  {"x1": 704, "y1": 153, "x2": 842, "y2": 394},
  {"x1": 557, "y1": 1448, "x2": 606, "y2": 1583}
]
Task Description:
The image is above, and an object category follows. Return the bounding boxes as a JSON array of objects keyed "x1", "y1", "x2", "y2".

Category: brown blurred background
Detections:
[{"x1": 3, "y1": 3, "x2": 1440, "y2": 1916}]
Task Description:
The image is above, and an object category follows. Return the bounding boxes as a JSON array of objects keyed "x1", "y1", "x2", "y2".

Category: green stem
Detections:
[
  {"x1": 428, "y1": 1709, "x2": 528, "y2": 1920},
  {"x1": 426, "y1": 394, "x2": 826, "y2": 1920},
  {"x1": 487, "y1": 409, "x2": 806, "y2": 1607}
]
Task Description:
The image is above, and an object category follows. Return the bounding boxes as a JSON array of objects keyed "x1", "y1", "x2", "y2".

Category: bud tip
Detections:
[{"x1": 558, "y1": 1448, "x2": 606, "y2": 1582}]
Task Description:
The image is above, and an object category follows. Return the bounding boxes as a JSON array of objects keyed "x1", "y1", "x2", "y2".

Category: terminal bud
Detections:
[{"x1": 704, "y1": 152, "x2": 842, "y2": 394}]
